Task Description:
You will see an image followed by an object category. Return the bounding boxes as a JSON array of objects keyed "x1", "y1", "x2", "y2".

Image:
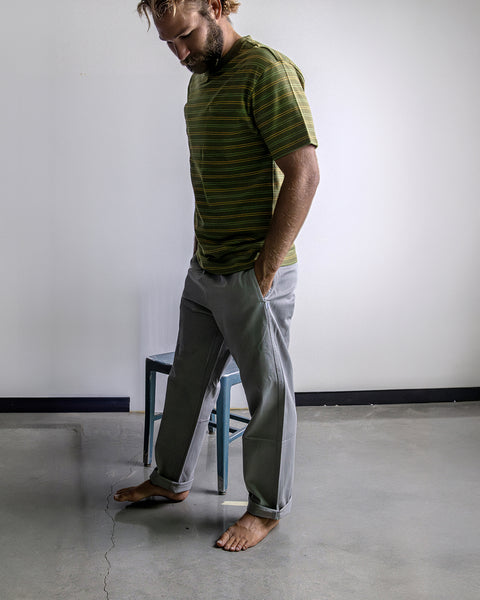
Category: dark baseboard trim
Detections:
[
  {"x1": 0, "y1": 397, "x2": 130, "y2": 413},
  {"x1": 295, "y1": 387, "x2": 480, "y2": 406},
  {"x1": 2, "y1": 389, "x2": 478, "y2": 411}
]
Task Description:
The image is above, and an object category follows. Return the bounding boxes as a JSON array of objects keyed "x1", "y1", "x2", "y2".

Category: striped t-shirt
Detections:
[{"x1": 185, "y1": 36, "x2": 318, "y2": 274}]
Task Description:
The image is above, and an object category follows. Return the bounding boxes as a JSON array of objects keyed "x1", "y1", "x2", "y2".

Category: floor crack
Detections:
[
  {"x1": 103, "y1": 458, "x2": 141, "y2": 600},
  {"x1": 103, "y1": 484, "x2": 115, "y2": 600}
]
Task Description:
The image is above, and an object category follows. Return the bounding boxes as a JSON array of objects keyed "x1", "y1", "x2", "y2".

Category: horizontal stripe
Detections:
[{"x1": 185, "y1": 36, "x2": 317, "y2": 273}]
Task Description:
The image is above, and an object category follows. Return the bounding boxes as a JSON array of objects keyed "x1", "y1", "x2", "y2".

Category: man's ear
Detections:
[{"x1": 209, "y1": 0, "x2": 223, "y2": 20}]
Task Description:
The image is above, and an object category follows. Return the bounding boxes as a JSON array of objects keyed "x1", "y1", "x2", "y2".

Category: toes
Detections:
[
  {"x1": 224, "y1": 537, "x2": 238, "y2": 551},
  {"x1": 216, "y1": 531, "x2": 230, "y2": 548},
  {"x1": 218, "y1": 529, "x2": 237, "y2": 551},
  {"x1": 229, "y1": 537, "x2": 240, "y2": 551},
  {"x1": 114, "y1": 487, "x2": 135, "y2": 502},
  {"x1": 224, "y1": 534, "x2": 247, "y2": 552},
  {"x1": 235, "y1": 538, "x2": 248, "y2": 552},
  {"x1": 217, "y1": 526, "x2": 249, "y2": 552},
  {"x1": 223, "y1": 537, "x2": 235, "y2": 551}
]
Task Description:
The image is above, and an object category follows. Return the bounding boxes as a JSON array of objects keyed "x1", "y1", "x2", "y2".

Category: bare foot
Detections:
[
  {"x1": 114, "y1": 480, "x2": 189, "y2": 503},
  {"x1": 216, "y1": 512, "x2": 279, "y2": 551}
]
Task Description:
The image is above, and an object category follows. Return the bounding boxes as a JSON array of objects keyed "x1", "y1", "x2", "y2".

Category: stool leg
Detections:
[
  {"x1": 143, "y1": 369, "x2": 156, "y2": 466},
  {"x1": 208, "y1": 410, "x2": 216, "y2": 434},
  {"x1": 216, "y1": 379, "x2": 231, "y2": 495}
]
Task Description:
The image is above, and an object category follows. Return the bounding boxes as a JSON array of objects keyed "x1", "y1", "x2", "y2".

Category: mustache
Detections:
[{"x1": 181, "y1": 56, "x2": 196, "y2": 67}]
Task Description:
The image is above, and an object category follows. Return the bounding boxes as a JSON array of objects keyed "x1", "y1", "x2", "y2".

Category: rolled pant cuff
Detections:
[
  {"x1": 247, "y1": 496, "x2": 292, "y2": 520},
  {"x1": 149, "y1": 470, "x2": 193, "y2": 493}
]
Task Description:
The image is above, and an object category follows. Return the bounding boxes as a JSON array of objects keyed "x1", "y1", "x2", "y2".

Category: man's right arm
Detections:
[{"x1": 254, "y1": 144, "x2": 319, "y2": 296}]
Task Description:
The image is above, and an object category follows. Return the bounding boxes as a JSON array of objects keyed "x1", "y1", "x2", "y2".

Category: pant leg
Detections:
[
  {"x1": 206, "y1": 263, "x2": 298, "y2": 519},
  {"x1": 150, "y1": 261, "x2": 230, "y2": 492}
]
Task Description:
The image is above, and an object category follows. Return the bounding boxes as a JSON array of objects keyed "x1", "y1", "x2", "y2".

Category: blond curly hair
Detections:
[{"x1": 137, "y1": 0, "x2": 241, "y2": 29}]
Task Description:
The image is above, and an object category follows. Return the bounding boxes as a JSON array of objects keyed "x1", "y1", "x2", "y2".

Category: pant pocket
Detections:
[{"x1": 248, "y1": 267, "x2": 275, "y2": 301}]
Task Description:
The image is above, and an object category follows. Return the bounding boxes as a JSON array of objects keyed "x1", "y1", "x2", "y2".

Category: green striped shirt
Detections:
[{"x1": 185, "y1": 36, "x2": 318, "y2": 274}]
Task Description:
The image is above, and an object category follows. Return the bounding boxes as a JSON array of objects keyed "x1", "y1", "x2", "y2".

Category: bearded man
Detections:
[{"x1": 115, "y1": 0, "x2": 319, "y2": 552}]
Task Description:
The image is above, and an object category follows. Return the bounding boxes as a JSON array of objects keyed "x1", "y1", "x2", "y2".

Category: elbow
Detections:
[
  {"x1": 304, "y1": 145, "x2": 320, "y2": 193},
  {"x1": 307, "y1": 156, "x2": 320, "y2": 195},
  {"x1": 311, "y1": 162, "x2": 320, "y2": 192}
]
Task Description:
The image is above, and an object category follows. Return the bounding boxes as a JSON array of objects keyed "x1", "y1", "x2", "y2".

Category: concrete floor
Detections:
[{"x1": 0, "y1": 402, "x2": 479, "y2": 600}]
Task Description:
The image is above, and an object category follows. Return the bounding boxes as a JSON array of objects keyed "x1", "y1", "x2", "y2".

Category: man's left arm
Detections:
[{"x1": 254, "y1": 144, "x2": 320, "y2": 296}]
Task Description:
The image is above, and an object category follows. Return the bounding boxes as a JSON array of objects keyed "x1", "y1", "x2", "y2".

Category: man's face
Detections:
[{"x1": 155, "y1": 4, "x2": 224, "y2": 74}]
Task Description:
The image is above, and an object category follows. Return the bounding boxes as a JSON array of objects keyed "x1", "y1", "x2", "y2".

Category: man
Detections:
[{"x1": 115, "y1": 0, "x2": 319, "y2": 552}]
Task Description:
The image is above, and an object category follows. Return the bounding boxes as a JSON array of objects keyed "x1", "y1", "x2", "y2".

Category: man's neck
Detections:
[{"x1": 220, "y1": 21, "x2": 241, "y2": 56}]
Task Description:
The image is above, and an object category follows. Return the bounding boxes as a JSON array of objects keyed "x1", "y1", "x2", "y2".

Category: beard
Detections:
[{"x1": 182, "y1": 17, "x2": 224, "y2": 74}]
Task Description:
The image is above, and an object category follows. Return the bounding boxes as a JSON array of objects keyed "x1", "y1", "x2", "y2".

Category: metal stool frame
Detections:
[{"x1": 144, "y1": 352, "x2": 249, "y2": 494}]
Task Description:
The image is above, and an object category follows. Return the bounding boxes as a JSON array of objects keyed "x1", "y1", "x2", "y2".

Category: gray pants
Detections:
[{"x1": 150, "y1": 257, "x2": 298, "y2": 519}]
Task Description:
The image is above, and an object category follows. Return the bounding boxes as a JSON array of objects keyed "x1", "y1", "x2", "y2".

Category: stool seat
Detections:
[{"x1": 144, "y1": 352, "x2": 248, "y2": 494}]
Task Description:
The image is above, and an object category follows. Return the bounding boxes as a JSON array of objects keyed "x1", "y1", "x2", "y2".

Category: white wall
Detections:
[{"x1": 1, "y1": 0, "x2": 479, "y2": 410}]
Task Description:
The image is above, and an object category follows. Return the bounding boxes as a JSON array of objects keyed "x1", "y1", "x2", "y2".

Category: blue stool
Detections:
[{"x1": 144, "y1": 352, "x2": 249, "y2": 494}]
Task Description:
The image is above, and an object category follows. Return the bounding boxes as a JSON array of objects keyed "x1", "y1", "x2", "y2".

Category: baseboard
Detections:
[
  {"x1": 295, "y1": 387, "x2": 480, "y2": 406},
  {"x1": 2, "y1": 389, "x2": 478, "y2": 412},
  {"x1": 0, "y1": 397, "x2": 130, "y2": 413}
]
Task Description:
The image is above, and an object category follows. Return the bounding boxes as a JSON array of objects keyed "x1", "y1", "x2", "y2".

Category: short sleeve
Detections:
[{"x1": 252, "y1": 61, "x2": 318, "y2": 161}]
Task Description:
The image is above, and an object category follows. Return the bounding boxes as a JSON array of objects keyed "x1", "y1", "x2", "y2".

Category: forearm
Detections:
[
  {"x1": 256, "y1": 173, "x2": 317, "y2": 273},
  {"x1": 255, "y1": 146, "x2": 319, "y2": 293}
]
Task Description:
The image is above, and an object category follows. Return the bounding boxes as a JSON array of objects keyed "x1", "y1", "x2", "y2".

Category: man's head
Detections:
[{"x1": 137, "y1": 0, "x2": 241, "y2": 74}]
